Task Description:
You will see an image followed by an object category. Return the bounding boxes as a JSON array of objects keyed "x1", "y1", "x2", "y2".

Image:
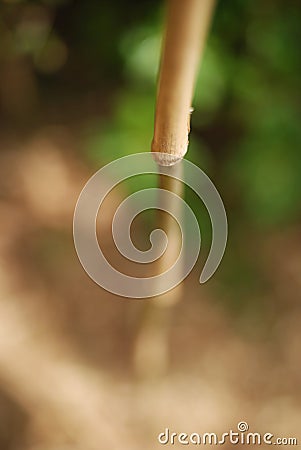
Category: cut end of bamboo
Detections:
[{"x1": 151, "y1": 141, "x2": 187, "y2": 166}]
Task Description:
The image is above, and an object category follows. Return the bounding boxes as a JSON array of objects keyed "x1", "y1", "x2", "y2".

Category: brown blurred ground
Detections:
[{"x1": 0, "y1": 123, "x2": 300, "y2": 449}]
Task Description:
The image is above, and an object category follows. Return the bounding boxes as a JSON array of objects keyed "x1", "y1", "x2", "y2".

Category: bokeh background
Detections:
[{"x1": 0, "y1": 0, "x2": 300, "y2": 449}]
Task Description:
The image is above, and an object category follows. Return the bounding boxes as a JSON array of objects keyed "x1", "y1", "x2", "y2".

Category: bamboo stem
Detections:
[
  {"x1": 155, "y1": 162, "x2": 183, "y2": 303},
  {"x1": 133, "y1": 164, "x2": 183, "y2": 378},
  {"x1": 152, "y1": 0, "x2": 215, "y2": 165},
  {"x1": 134, "y1": 0, "x2": 215, "y2": 378}
]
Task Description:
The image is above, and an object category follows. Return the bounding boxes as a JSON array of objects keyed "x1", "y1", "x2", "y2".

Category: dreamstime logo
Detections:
[
  {"x1": 73, "y1": 152, "x2": 227, "y2": 298},
  {"x1": 157, "y1": 422, "x2": 298, "y2": 446}
]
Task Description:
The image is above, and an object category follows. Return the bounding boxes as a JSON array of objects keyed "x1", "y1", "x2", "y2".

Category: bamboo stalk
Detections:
[
  {"x1": 152, "y1": 0, "x2": 215, "y2": 302},
  {"x1": 134, "y1": 0, "x2": 216, "y2": 378},
  {"x1": 154, "y1": 161, "x2": 183, "y2": 305},
  {"x1": 152, "y1": 0, "x2": 216, "y2": 166},
  {"x1": 133, "y1": 163, "x2": 183, "y2": 378}
]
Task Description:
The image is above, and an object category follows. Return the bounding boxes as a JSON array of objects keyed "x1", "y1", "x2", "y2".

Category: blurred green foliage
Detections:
[
  {"x1": 1, "y1": 0, "x2": 300, "y2": 226},
  {"x1": 85, "y1": 0, "x2": 301, "y2": 227}
]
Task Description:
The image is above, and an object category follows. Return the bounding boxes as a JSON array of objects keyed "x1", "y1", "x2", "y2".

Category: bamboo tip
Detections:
[
  {"x1": 151, "y1": 147, "x2": 187, "y2": 166},
  {"x1": 152, "y1": 153, "x2": 183, "y2": 166}
]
